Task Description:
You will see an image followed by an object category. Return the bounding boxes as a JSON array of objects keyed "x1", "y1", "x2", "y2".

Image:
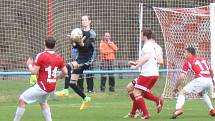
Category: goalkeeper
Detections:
[{"x1": 55, "y1": 15, "x2": 96, "y2": 111}]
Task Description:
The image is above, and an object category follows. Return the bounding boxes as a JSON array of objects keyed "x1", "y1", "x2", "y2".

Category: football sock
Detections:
[
  {"x1": 64, "y1": 64, "x2": 72, "y2": 89},
  {"x1": 13, "y1": 107, "x2": 25, "y2": 121},
  {"x1": 128, "y1": 89, "x2": 138, "y2": 114},
  {"x1": 128, "y1": 88, "x2": 135, "y2": 101},
  {"x1": 64, "y1": 76, "x2": 70, "y2": 89},
  {"x1": 143, "y1": 92, "x2": 159, "y2": 104},
  {"x1": 131, "y1": 102, "x2": 138, "y2": 114},
  {"x1": 42, "y1": 107, "x2": 52, "y2": 121},
  {"x1": 70, "y1": 81, "x2": 86, "y2": 99},
  {"x1": 176, "y1": 95, "x2": 185, "y2": 109},
  {"x1": 203, "y1": 93, "x2": 214, "y2": 110},
  {"x1": 134, "y1": 94, "x2": 149, "y2": 116}
]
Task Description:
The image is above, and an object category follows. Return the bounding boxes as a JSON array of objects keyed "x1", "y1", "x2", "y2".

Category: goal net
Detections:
[
  {"x1": 153, "y1": 5, "x2": 213, "y2": 98},
  {"x1": 0, "y1": 0, "x2": 141, "y2": 80}
]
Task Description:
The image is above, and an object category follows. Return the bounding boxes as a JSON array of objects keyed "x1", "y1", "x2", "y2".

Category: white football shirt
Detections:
[{"x1": 140, "y1": 41, "x2": 159, "y2": 76}]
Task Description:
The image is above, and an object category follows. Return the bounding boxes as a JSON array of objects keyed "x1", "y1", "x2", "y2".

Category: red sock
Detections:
[
  {"x1": 130, "y1": 102, "x2": 138, "y2": 114},
  {"x1": 135, "y1": 94, "x2": 149, "y2": 116},
  {"x1": 143, "y1": 92, "x2": 159, "y2": 104},
  {"x1": 128, "y1": 88, "x2": 137, "y2": 114},
  {"x1": 128, "y1": 88, "x2": 135, "y2": 101}
]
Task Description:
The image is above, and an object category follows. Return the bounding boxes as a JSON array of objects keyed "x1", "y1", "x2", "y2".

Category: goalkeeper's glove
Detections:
[
  {"x1": 29, "y1": 74, "x2": 37, "y2": 86},
  {"x1": 76, "y1": 36, "x2": 86, "y2": 47}
]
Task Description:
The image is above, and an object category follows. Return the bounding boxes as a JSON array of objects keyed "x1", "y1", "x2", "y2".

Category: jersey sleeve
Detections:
[
  {"x1": 181, "y1": 61, "x2": 189, "y2": 74},
  {"x1": 34, "y1": 53, "x2": 43, "y2": 67},
  {"x1": 58, "y1": 57, "x2": 65, "y2": 69}
]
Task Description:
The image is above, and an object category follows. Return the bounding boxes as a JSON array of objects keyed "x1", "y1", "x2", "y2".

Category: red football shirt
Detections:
[
  {"x1": 182, "y1": 55, "x2": 211, "y2": 78},
  {"x1": 34, "y1": 50, "x2": 65, "y2": 92}
]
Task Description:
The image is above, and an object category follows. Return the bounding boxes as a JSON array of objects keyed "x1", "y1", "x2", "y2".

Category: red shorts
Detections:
[{"x1": 134, "y1": 76, "x2": 158, "y2": 92}]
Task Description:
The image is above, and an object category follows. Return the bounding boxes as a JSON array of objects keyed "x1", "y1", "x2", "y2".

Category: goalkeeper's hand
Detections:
[
  {"x1": 29, "y1": 74, "x2": 37, "y2": 86},
  {"x1": 70, "y1": 36, "x2": 86, "y2": 46},
  {"x1": 76, "y1": 36, "x2": 86, "y2": 47}
]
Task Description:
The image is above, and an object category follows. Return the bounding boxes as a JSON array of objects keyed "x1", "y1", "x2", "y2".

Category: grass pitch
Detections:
[{"x1": 0, "y1": 74, "x2": 215, "y2": 121}]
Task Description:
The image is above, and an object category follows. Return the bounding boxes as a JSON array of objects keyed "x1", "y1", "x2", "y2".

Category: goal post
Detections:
[
  {"x1": 154, "y1": 4, "x2": 215, "y2": 98},
  {"x1": 210, "y1": 3, "x2": 215, "y2": 98}
]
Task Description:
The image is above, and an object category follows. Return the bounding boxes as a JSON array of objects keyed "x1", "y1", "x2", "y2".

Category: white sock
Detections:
[
  {"x1": 13, "y1": 107, "x2": 25, "y2": 121},
  {"x1": 203, "y1": 94, "x2": 214, "y2": 110},
  {"x1": 42, "y1": 108, "x2": 52, "y2": 121},
  {"x1": 176, "y1": 95, "x2": 185, "y2": 109}
]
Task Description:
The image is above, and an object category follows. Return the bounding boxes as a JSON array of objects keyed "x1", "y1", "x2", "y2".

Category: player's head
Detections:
[
  {"x1": 186, "y1": 47, "x2": 196, "y2": 55},
  {"x1": 141, "y1": 28, "x2": 153, "y2": 42},
  {"x1": 45, "y1": 36, "x2": 56, "y2": 49},
  {"x1": 82, "y1": 15, "x2": 91, "y2": 28}
]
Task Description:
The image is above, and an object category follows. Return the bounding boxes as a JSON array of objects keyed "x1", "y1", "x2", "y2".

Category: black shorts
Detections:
[{"x1": 72, "y1": 64, "x2": 90, "y2": 74}]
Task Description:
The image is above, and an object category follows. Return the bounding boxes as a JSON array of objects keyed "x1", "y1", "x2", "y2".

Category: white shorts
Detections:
[
  {"x1": 183, "y1": 77, "x2": 213, "y2": 94},
  {"x1": 20, "y1": 83, "x2": 48, "y2": 104}
]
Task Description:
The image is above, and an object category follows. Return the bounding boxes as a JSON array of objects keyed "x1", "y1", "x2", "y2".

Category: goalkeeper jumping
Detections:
[{"x1": 55, "y1": 15, "x2": 96, "y2": 111}]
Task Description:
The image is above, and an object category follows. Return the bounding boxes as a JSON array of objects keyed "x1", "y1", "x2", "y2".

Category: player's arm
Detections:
[
  {"x1": 174, "y1": 72, "x2": 185, "y2": 93},
  {"x1": 26, "y1": 57, "x2": 40, "y2": 74},
  {"x1": 56, "y1": 66, "x2": 68, "y2": 80},
  {"x1": 209, "y1": 68, "x2": 215, "y2": 86},
  {"x1": 130, "y1": 53, "x2": 150, "y2": 69},
  {"x1": 157, "y1": 55, "x2": 163, "y2": 65},
  {"x1": 173, "y1": 62, "x2": 188, "y2": 93},
  {"x1": 79, "y1": 30, "x2": 96, "y2": 47},
  {"x1": 128, "y1": 60, "x2": 138, "y2": 66}
]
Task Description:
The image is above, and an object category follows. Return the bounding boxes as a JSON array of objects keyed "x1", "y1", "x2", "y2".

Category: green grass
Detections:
[{"x1": 0, "y1": 74, "x2": 215, "y2": 121}]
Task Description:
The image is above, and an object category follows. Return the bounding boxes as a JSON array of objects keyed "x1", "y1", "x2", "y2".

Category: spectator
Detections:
[{"x1": 99, "y1": 32, "x2": 118, "y2": 92}]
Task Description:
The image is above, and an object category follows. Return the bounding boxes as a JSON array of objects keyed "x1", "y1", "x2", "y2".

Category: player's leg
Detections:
[
  {"x1": 77, "y1": 74, "x2": 84, "y2": 92},
  {"x1": 40, "y1": 103, "x2": 52, "y2": 121},
  {"x1": 141, "y1": 76, "x2": 163, "y2": 113},
  {"x1": 199, "y1": 77, "x2": 215, "y2": 116},
  {"x1": 201, "y1": 91, "x2": 215, "y2": 116},
  {"x1": 39, "y1": 93, "x2": 52, "y2": 121},
  {"x1": 86, "y1": 73, "x2": 94, "y2": 92},
  {"x1": 55, "y1": 64, "x2": 71, "y2": 96},
  {"x1": 70, "y1": 74, "x2": 86, "y2": 99},
  {"x1": 124, "y1": 80, "x2": 138, "y2": 118},
  {"x1": 171, "y1": 89, "x2": 186, "y2": 119},
  {"x1": 13, "y1": 99, "x2": 26, "y2": 121},
  {"x1": 133, "y1": 76, "x2": 151, "y2": 119},
  {"x1": 171, "y1": 79, "x2": 198, "y2": 119},
  {"x1": 70, "y1": 67, "x2": 91, "y2": 110},
  {"x1": 133, "y1": 88, "x2": 150, "y2": 119},
  {"x1": 14, "y1": 84, "x2": 47, "y2": 121}
]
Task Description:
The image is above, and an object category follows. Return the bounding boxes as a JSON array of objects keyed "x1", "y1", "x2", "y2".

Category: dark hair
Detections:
[
  {"x1": 45, "y1": 36, "x2": 56, "y2": 49},
  {"x1": 186, "y1": 47, "x2": 196, "y2": 55},
  {"x1": 142, "y1": 28, "x2": 153, "y2": 39}
]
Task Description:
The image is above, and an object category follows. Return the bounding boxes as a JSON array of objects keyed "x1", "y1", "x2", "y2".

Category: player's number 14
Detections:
[{"x1": 45, "y1": 66, "x2": 58, "y2": 83}]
